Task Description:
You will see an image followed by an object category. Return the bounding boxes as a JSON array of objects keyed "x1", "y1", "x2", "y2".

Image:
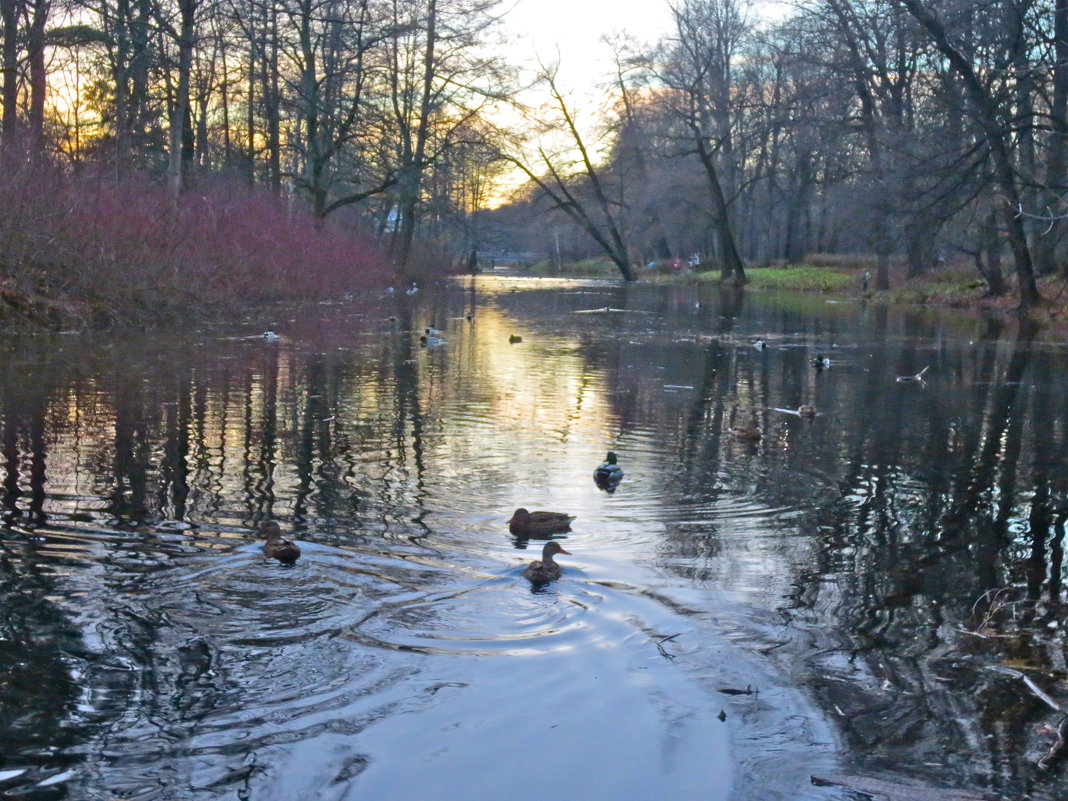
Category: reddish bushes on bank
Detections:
[{"x1": 0, "y1": 156, "x2": 392, "y2": 327}]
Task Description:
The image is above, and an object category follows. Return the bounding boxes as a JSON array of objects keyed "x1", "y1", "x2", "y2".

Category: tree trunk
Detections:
[
  {"x1": 693, "y1": 127, "x2": 746, "y2": 284},
  {"x1": 26, "y1": 0, "x2": 47, "y2": 149},
  {"x1": 395, "y1": 0, "x2": 437, "y2": 269},
  {"x1": 1, "y1": 0, "x2": 20, "y2": 148},
  {"x1": 1044, "y1": 0, "x2": 1068, "y2": 276},
  {"x1": 167, "y1": 0, "x2": 195, "y2": 200}
]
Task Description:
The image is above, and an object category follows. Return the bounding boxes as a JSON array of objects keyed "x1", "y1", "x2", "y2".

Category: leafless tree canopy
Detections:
[{"x1": 1, "y1": 0, "x2": 1067, "y2": 297}]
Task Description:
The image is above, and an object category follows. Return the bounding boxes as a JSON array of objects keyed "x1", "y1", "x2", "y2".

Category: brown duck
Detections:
[
  {"x1": 508, "y1": 508, "x2": 575, "y2": 538},
  {"x1": 523, "y1": 541, "x2": 571, "y2": 584},
  {"x1": 260, "y1": 521, "x2": 301, "y2": 563}
]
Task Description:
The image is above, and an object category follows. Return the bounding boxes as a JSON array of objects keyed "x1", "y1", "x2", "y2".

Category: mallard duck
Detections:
[
  {"x1": 508, "y1": 507, "x2": 575, "y2": 537},
  {"x1": 509, "y1": 334, "x2": 522, "y2": 344},
  {"x1": 262, "y1": 330, "x2": 281, "y2": 342},
  {"x1": 419, "y1": 334, "x2": 445, "y2": 346},
  {"x1": 524, "y1": 541, "x2": 571, "y2": 584},
  {"x1": 593, "y1": 451, "x2": 624, "y2": 488},
  {"x1": 260, "y1": 521, "x2": 301, "y2": 562},
  {"x1": 811, "y1": 354, "x2": 830, "y2": 370},
  {"x1": 754, "y1": 339, "x2": 767, "y2": 351},
  {"x1": 798, "y1": 404, "x2": 817, "y2": 417},
  {"x1": 424, "y1": 326, "x2": 443, "y2": 336},
  {"x1": 730, "y1": 423, "x2": 762, "y2": 440},
  {"x1": 729, "y1": 407, "x2": 762, "y2": 440}
]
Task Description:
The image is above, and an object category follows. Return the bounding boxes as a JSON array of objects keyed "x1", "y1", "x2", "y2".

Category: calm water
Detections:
[{"x1": 1, "y1": 277, "x2": 1066, "y2": 800}]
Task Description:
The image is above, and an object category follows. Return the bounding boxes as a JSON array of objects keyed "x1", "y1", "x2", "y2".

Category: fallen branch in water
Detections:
[
  {"x1": 988, "y1": 666, "x2": 1062, "y2": 712},
  {"x1": 717, "y1": 685, "x2": 756, "y2": 696},
  {"x1": 811, "y1": 773, "x2": 993, "y2": 800},
  {"x1": 896, "y1": 366, "x2": 930, "y2": 383},
  {"x1": 655, "y1": 632, "x2": 681, "y2": 660},
  {"x1": 1039, "y1": 715, "x2": 1068, "y2": 769}
]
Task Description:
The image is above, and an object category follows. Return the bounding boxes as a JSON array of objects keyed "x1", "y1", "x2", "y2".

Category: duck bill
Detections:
[{"x1": 557, "y1": 547, "x2": 572, "y2": 554}]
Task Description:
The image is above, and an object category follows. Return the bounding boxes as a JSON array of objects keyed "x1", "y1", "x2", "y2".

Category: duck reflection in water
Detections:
[
  {"x1": 524, "y1": 541, "x2": 571, "y2": 584},
  {"x1": 260, "y1": 521, "x2": 301, "y2": 563}
]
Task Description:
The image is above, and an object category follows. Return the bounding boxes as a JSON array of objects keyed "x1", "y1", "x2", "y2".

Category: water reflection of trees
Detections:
[
  {"x1": 638, "y1": 302, "x2": 1068, "y2": 795},
  {"x1": 2, "y1": 287, "x2": 1067, "y2": 796}
]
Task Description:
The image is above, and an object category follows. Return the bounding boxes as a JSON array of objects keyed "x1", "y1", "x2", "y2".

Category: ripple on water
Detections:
[{"x1": 343, "y1": 573, "x2": 600, "y2": 656}]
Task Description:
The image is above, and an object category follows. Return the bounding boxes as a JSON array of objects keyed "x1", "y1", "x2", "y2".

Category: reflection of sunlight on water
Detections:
[{"x1": 0, "y1": 278, "x2": 911, "y2": 800}]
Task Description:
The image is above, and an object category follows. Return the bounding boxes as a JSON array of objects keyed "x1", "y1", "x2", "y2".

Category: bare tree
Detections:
[
  {"x1": 897, "y1": 0, "x2": 1040, "y2": 310},
  {"x1": 504, "y1": 63, "x2": 636, "y2": 281},
  {"x1": 660, "y1": 0, "x2": 748, "y2": 284}
]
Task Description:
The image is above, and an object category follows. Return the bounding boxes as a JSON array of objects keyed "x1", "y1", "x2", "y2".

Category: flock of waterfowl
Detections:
[
  {"x1": 254, "y1": 323, "x2": 860, "y2": 583},
  {"x1": 257, "y1": 450, "x2": 626, "y2": 587}
]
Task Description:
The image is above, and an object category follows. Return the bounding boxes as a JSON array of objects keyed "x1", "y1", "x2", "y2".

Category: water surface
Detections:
[{"x1": 1, "y1": 277, "x2": 1065, "y2": 800}]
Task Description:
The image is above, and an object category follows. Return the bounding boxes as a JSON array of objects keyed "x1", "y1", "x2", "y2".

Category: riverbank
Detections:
[{"x1": 527, "y1": 256, "x2": 1068, "y2": 329}]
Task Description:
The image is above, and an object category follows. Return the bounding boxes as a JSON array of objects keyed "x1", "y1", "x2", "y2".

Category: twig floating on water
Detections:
[
  {"x1": 896, "y1": 366, "x2": 930, "y2": 383},
  {"x1": 717, "y1": 684, "x2": 755, "y2": 696},
  {"x1": 1023, "y1": 675, "x2": 1063, "y2": 713},
  {"x1": 1039, "y1": 714, "x2": 1068, "y2": 769},
  {"x1": 655, "y1": 632, "x2": 681, "y2": 660}
]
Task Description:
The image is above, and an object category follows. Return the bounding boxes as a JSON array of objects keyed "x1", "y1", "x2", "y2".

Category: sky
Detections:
[
  {"x1": 499, "y1": 0, "x2": 793, "y2": 90},
  {"x1": 500, "y1": 0, "x2": 674, "y2": 87}
]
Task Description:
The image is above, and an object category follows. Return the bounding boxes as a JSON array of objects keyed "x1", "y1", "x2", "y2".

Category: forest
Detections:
[{"x1": 1, "y1": 0, "x2": 1067, "y2": 314}]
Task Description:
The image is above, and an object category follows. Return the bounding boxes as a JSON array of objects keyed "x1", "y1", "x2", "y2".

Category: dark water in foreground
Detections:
[{"x1": 1, "y1": 276, "x2": 1067, "y2": 800}]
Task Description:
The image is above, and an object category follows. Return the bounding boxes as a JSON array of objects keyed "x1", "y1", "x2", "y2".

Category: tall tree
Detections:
[
  {"x1": 661, "y1": 0, "x2": 748, "y2": 284},
  {"x1": 504, "y1": 63, "x2": 636, "y2": 281},
  {"x1": 897, "y1": 0, "x2": 1040, "y2": 310}
]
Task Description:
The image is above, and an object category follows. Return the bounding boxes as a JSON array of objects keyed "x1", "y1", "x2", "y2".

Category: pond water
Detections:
[{"x1": 1, "y1": 276, "x2": 1066, "y2": 801}]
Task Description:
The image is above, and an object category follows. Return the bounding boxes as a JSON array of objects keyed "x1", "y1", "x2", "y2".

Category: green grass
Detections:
[{"x1": 695, "y1": 265, "x2": 858, "y2": 292}]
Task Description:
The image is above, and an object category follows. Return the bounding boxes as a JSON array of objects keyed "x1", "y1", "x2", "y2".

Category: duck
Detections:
[
  {"x1": 729, "y1": 408, "x2": 762, "y2": 440},
  {"x1": 405, "y1": 282, "x2": 419, "y2": 295},
  {"x1": 754, "y1": 339, "x2": 767, "y2": 351},
  {"x1": 465, "y1": 312, "x2": 474, "y2": 322},
  {"x1": 508, "y1": 507, "x2": 575, "y2": 538},
  {"x1": 593, "y1": 451, "x2": 624, "y2": 488},
  {"x1": 523, "y1": 541, "x2": 571, "y2": 584},
  {"x1": 509, "y1": 334, "x2": 522, "y2": 344},
  {"x1": 260, "y1": 521, "x2": 301, "y2": 562},
  {"x1": 424, "y1": 325, "x2": 443, "y2": 336},
  {"x1": 730, "y1": 422, "x2": 762, "y2": 440},
  {"x1": 798, "y1": 403, "x2": 817, "y2": 417},
  {"x1": 262, "y1": 330, "x2": 281, "y2": 342},
  {"x1": 811, "y1": 354, "x2": 830, "y2": 370},
  {"x1": 419, "y1": 334, "x2": 445, "y2": 347}
]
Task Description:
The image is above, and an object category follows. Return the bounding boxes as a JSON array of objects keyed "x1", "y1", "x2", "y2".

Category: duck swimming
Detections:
[
  {"x1": 262, "y1": 330, "x2": 281, "y2": 342},
  {"x1": 260, "y1": 521, "x2": 301, "y2": 562},
  {"x1": 523, "y1": 541, "x2": 571, "y2": 584},
  {"x1": 730, "y1": 423, "x2": 762, "y2": 440},
  {"x1": 509, "y1": 334, "x2": 522, "y2": 344},
  {"x1": 508, "y1": 508, "x2": 575, "y2": 538},
  {"x1": 798, "y1": 403, "x2": 817, "y2": 417},
  {"x1": 593, "y1": 451, "x2": 624, "y2": 488}
]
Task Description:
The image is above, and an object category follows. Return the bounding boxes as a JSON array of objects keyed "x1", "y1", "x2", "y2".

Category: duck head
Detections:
[{"x1": 542, "y1": 541, "x2": 571, "y2": 560}]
